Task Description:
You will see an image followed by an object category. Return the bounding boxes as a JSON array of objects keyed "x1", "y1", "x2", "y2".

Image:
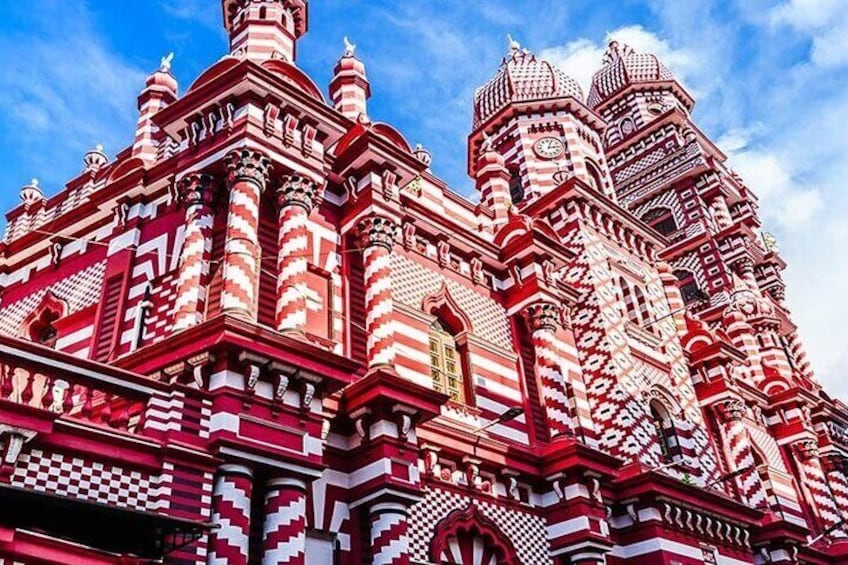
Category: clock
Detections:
[{"x1": 533, "y1": 137, "x2": 564, "y2": 159}]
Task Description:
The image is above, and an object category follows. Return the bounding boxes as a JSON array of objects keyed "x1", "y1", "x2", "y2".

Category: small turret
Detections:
[
  {"x1": 223, "y1": 0, "x2": 308, "y2": 63},
  {"x1": 19, "y1": 179, "x2": 45, "y2": 209},
  {"x1": 329, "y1": 36, "x2": 371, "y2": 122},
  {"x1": 132, "y1": 55, "x2": 178, "y2": 165},
  {"x1": 83, "y1": 145, "x2": 108, "y2": 175},
  {"x1": 475, "y1": 139, "x2": 511, "y2": 225}
]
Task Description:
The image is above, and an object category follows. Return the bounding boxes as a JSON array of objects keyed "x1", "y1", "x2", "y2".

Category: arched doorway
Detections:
[{"x1": 430, "y1": 505, "x2": 520, "y2": 565}]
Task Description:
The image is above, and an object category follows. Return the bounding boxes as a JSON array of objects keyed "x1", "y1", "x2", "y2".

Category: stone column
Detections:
[
  {"x1": 208, "y1": 464, "x2": 253, "y2": 565},
  {"x1": 173, "y1": 173, "x2": 218, "y2": 330},
  {"x1": 714, "y1": 399, "x2": 769, "y2": 508},
  {"x1": 274, "y1": 175, "x2": 321, "y2": 332},
  {"x1": 524, "y1": 302, "x2": 573, "y2": 438},
  {"x1": 261, "y1": 477, "x2": 308, "y2": 565},
  {"x1": 369, "y1": 501, "x2": 409, "y2": 565},
  {"x1": 357, "y1": 215, "x2": 398, "y2": 369},
  {"x1": 221, "y1": 148, "x2": 271, "y2": 320},
  {"x1": 793, "y1": 439, "x2": 844, "y2": 533}
]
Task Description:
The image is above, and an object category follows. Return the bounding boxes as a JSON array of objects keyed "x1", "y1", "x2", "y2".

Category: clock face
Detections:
[{"x1": 533, "y1": 137, "x2": 564, "y2": 159}]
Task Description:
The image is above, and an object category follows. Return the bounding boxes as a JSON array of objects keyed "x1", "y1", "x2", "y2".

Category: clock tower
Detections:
[{"x1": 469, "y1": 38, "x2": 615, "y2": 208}]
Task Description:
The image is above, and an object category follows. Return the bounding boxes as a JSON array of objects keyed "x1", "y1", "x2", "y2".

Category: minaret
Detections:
[
  {"x1": 222, "y1": 0, "x2": 308, "y2": 63},
  {"x1": 132, "y1": 54, "x2": 178, "y2": 165},
  {"x1": 475, "y1": 139, "x2": 511, "y2": 225},
  {"x1": 329, "y1": 37, "x2": 370, "y2": 121}
]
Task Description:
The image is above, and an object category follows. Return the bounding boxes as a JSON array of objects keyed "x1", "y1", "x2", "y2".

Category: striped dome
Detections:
[
  {"x1": 587, "y1": 41, "x2": 675, "y2": 109},
  {"x1": 473, "y1": 43, "x2": 583, "y2": 127}
]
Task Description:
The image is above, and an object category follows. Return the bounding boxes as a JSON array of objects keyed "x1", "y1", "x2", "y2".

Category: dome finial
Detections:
[
  {"x1": 160, "y1": 52, "x2": 174, "y2": 73},
  {"x1": 507, "y1": 33, "x2": 521, "y2": 52},
  {"x1": 343, "y1": 36, "x2": 356, "y2": 57}
]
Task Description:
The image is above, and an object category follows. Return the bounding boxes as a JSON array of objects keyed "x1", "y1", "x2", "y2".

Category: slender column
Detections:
[
  {"x1": 822, "y1": 454, "x2": 848, "y2": 520},
  {"x1": 261, "y1": 477, "x2": 307, "y2": 565},
  {"x1": 221, "y1": 148, "x2": 271, "y2": 320},
  {"x1": 275, "y1": 175, "x2": 321, "y2": 332},
  {"x1": 524, "y1": 302, "x2": 573, "y2": 438},
  {"x1": 710, "y1": 196, "x2": 732, "y2": 230},
  {"x1": 714, "y1": 399, "x2": 769, "y2": 508},
  {"x1": 208, "y1": 464, "x2": 253, "y2": 565},
  {"x1": 357, "y1": 215, "x2": 398, "y2": 368},
  {"x1": 787, "y1": 330, "x2": 814, "y2": 380},
  {"x1": 173, "y1": 173, "x2": 218, "y2": 330},
  {"x1": 369, "y1": 502, "x2": 409, "y2": 565},
  {"x1": 793, "y1": 440, "x2": 844, "y2": 532}
]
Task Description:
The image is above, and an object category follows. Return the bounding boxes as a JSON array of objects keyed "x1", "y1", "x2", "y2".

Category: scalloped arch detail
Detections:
[{"x1": 430, "y1": 504, "x2": 522, "y2": 565}]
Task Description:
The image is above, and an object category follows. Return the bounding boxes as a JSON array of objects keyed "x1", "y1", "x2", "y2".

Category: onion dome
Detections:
[
  {"x1": 587, "y1": 41, "x2": 675, "y2": 109},
  {"x1": 473, "y1": 36, "x2": 583, "y2": 127}
]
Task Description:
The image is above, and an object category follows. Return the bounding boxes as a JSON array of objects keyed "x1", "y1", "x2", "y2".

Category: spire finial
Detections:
[
  {"x1": 507, "y1": 33, "x2": 521, "y2": 52},
  {"x1": 343, "y1": 36, "x2": 356, "y2": 57},
  {"x1": 160, "y1": 52, "x2": 174, "y2": 73}
]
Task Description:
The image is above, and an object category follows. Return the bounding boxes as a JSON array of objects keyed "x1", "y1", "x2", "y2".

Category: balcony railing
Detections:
[{"x1": 0, "y1": 334, "x2": 162, "y2": 434}]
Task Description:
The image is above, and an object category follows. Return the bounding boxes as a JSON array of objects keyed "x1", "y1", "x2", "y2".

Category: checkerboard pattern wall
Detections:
[
  {"x1": 11, "y1": 448, "x2": 153, "y2": 512},
  {"x1": 407, "y1": 486, "x2": 551, "y2": 565}
]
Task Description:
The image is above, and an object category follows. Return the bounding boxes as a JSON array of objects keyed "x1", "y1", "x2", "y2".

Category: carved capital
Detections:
[
  {"x1": 357, "y1": 215, "x2": 398, "y2": 250},
  {"x1": 733, "y1": 257, "x2": 754, "y2": 276},
  {"x1": 523, "y1": 302, "x2": 562, "y2": 333},
  {"x1": 178, "y1": 172, "x2": 219, "y2": 210},
  {"x1": 794, "y1": 439, "x2": 820, "y2": 461},
  {"x1": 767, "y1": 285, "x2": 786, "y2": 303},
  {"x1": 822, "y1": 452, "x2": 848, "y2": 474},
  {"x1": 224, "y1": 148, "x2": 272, "y2": 190},
  {"x1": 715, "y1": 398, "x2": 747, "y2": 423},
  {"x1": 276, "y1": 174, "x2": 323, "y2": 212}
]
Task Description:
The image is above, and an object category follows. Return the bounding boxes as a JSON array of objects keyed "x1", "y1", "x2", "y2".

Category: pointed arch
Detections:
[
  {"x1": 423, "y1": 284, "x2": 474, "y2": 404},
  {"x1": 430, "y1": 505, "x2": 521, "y2": 565},
  {"x1": 19, "y1": 292, "x2": 69, "y2": 347},
  {"x1": 422, "y1": 283, "x2": 473, "y2": 335}
]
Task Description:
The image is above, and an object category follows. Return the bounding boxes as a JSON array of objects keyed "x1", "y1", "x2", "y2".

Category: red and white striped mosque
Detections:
[{"x1": 0, "y1": 2, "x2": 846, "y2": 564}]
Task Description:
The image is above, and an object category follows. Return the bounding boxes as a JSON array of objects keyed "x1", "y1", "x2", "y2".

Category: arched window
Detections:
[
  {"x1": 649, "y1": 400, "x2": 680, "y2": 461},
  {"x1": 633, "y1": 286, "x2": 650, "y2": 324},
  {"x1": 508, "y1": 170, "x2": 524, "y2": 205},
  {"x1": 585, "y1": 160, "x2": 605, "y2": 193},
  {"x1": 620, "y1": 278, "x2": 649, "y2": 326},
  {"x1": 673, "y1": 269, "x2": 702, "y2": 304},
  {"x1": 641, "y1": 207, "x2": 678, "y2": 236},
  {"x1": 429, "y1": 320, "x2": 466, "y2": 403}
]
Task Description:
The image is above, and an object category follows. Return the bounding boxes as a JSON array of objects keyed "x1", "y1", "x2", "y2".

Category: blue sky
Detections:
[{"x1": 1, "y1": 0, "x2": 847, "y2": 397}]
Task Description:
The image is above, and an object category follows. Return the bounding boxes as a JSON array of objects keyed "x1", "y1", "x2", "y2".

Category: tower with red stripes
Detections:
[{"x1": 0, "y1": 3, "x2": 846, "y2": 565}]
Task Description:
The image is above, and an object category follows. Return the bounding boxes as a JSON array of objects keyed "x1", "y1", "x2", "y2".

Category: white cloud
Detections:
[
  {"x1": 540, "y1": 25, "x2": 695, "y2": 95},
  {"x1": 771, "y1": 0, "x2": 848, "y2": 68},
  {"x1": 0, "y1": 3, "x2": 147, "y2": 190}
]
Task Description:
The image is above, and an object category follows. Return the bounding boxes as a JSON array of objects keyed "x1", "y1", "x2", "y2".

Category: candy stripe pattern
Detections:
[
  {"x1": 173, "y1": 173, "x2": 217, "y2": 330},
  {"x1": 714, "y1": 400, "x2": 768, "y2": 508},
  {"x1": 261, "y1": 478, "x2": 307, "y2": 565},
  {"x1": 208, "y1": 464, "x2": 253, "y2": 565},
  {"x1": 370, "y1": 502, "x2": 410, "y2": 565},
  {"x1": 275, "y1": 175, "x2": 321, "y2": 332},
  {"x1": 524, "y1": 302, "x2": 573, "y2": 438},
  {"x1": 358, "y1": 215, "x2": 398, "y2": 368},
  {"x1": 221, "y1": 148, "x2": 271, "y2": 320}
]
